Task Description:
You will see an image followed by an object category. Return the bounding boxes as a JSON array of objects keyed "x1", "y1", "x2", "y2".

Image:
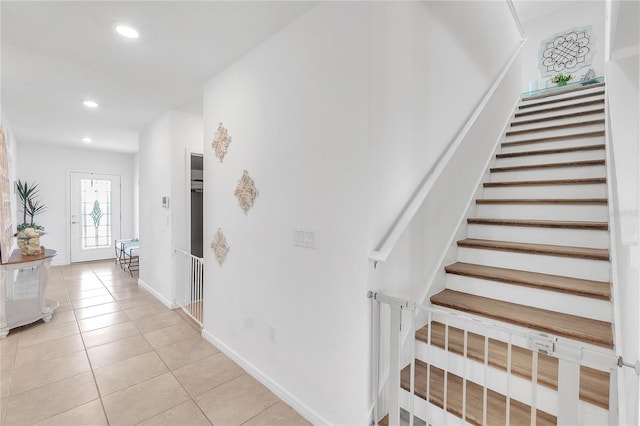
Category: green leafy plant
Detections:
[
  {"x1": 16, "y1": 179, "x2": 46, "y2": 232},
  {"x1": 551, "y1": 72, "x2": 573, "y2": 85}
]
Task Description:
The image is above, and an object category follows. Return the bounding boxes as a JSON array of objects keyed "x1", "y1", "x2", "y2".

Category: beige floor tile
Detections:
[
  {"x1": 46, "y1": 309, "x2": 77, "y2": 325},
  {"x1": 14, "y1": 334, "x2": 84, "y2": 368},
  {"x1": 1, "y1": 370, "x2": 11, "y2": 399},
  {"x1": 143, "y1": 322, "x2": 200, "y2": 350},
  {"x1": 71, "y1": 294, "x2": 115, "y2": 309},
  {"x1": 124, "y1": 303, "x2": 171, "y2": 321},
  {"x1": 1, "y1": 396, "x2": 7, "y2": 424},
  {"x1": 134, "y1": 311, "x2": 184, "y2": 334},
  {"x1": 156, "y1": 336, "x2": 219, "y2": 371},
  {"x1": 1, "y1": 350, "x2": 16, "y2": 373},
  {"x1": 10, "y1": 350, "x2": 90, "y2": 396},
  {"x1": 4, "y1": 371, "x2": 98, "y2": 425},
  {"x1": 173, "y1": 352, "x2": 243, "y2": 397},
  {"x1": 86, "y1": 334, "x2": 152, "y2": 369},
  {"x1": 0, "y1": 334, "x2": 19, "y2": 353},
  {"x1": 137, "y1": 400, "x2": 212, "y2": 426},
  {"x1": 33, "y1": 399, "x2": 107, "y2": 426},
  {"x1": 195, "y1": 374, "x2": 279, "y2": 425},
  {"x1": 243, "y1": 402, "x2": 311, "y2": 426},
  {"x1": 94, "y1": 351, "x2": 168, "y2": 396},
  {"x1": 56, "y1": 301, "x2": 73, "y2": 313},
  {"x1": 117, "y1": 295, "x2": 164, "y2": 311},
  {"x1": 61, "y1": 271, "x2": 98, "y2": 281},
  {"x1": 82, "y1": 321, "x2": 139, "y2": 349},
  {"x1": 78, "y1": 311, "x2": 130, "y2": 333},
  {"x1": 74, "y1": 302, "x2": 122, "y2": 320},
  {"x1": 64, "y1": 280, "x2": 104, "y2": 291},
  {"x1": 110, "y1": 287, "x2": 150, "y2": 301},
  {"x1": 68, "y1": 287, "x2": 110, "y2": 301},
  {"x1": 102, "y1": 372, "x2": 189, "y2": 426},
  {"x1": 16, "y1": 321, "x2": 79, "y2": 348}
]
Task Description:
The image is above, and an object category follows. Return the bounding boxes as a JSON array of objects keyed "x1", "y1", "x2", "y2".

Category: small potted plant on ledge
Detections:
[
  {"x1": 15, "y1": 180, "x2": 47, "y2": 255},
  {"x1": 551, "y1": 72, "x2": 573, "y2": 87}
]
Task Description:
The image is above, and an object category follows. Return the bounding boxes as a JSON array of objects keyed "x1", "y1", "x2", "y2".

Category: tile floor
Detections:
[{"x1": 1, "y1": 260, "x2": 310, "y2": 426}]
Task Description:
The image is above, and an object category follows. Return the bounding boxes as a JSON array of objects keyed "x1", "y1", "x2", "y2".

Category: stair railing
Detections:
[
  {"x1": 368, "y1": 291, "x2": 628, "y2": 426},
  {"x1": 368, "y1": 39, "x2": 526, "y2": 267},
  {"x1": 174, "y1": 248, "x2": 204, "y2": 327}
]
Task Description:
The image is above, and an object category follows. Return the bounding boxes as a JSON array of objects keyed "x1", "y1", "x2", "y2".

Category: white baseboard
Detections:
[
  {"x1": 201, "y1": 329, "x2": 331, "y2": 426},
  {"x1": 137, "y1": 279, "x2": 176, "y2": 309}
]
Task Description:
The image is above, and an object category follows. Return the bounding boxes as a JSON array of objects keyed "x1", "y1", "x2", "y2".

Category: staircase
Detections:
[{"x1": 398, "y1": 82, "x2": 615, "y2": 425}]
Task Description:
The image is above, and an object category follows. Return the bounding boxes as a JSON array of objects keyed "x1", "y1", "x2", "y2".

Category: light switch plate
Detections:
[{"x1": 294, "y1": 228, "x2": 318, "y2": 249}]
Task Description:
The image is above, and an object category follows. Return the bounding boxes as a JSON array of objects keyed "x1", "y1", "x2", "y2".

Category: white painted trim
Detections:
[
  {"x1": 138, "y1": 278, "x2": 176, "y2": 309},
  {"x1": 506, "y1": 0, "x2": 526, "y2": 38},
  {"x1": 201, "y1": 329, "x2": 332, "y2": 426},
  {"x1": 369, "y1": 39, "x2": 527, "y2": 265}
]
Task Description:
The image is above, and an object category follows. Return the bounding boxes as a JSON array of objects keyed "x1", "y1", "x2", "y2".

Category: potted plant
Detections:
[
  {"x1": 15, "y1": 180, "x2": 46, "y2": 255},
  {"x1": 551, "y1": 72, "x2": 573, "y2": 87}
]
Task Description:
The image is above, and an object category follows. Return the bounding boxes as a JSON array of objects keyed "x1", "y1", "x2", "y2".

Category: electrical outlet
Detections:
[{"x1": 294, "y1": 228, "x2": 318, "y2": 249}]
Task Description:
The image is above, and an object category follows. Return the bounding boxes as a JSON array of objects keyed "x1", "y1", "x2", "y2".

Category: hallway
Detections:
[{"x1": 1, "y1": 261, "x2": 309, "y2": 425}]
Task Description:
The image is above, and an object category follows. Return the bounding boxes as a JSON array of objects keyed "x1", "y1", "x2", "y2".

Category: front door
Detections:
[{"x1": 70, "y1": 172, "x2": 121, "y2": 262}]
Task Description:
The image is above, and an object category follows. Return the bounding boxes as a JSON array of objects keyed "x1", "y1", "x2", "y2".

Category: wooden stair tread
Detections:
[
  {"x1": 484, "y1": 177, "x2": 606, "y2": 187},
  {"x1": 519, "y1": 90, "x2": 605, "y2": 110},
  {"x1": 467, "y1": 217, "x2": 608, "y2": 230},
  {"x1": 511, "y1": 109, "x2": 605, "y2": 127},
  {"x1": 514, "y1": 99, "x2": 604, "y2": 118},
  {"x1": 457, "y1": 238, "x2": 609, "y2": 260},
  {"x1": 490, "y1": 159, "x2": 604, "y2": 172},
  {"x1": 496, "y1": 144, "x2": 605, "y2": 159},
  {"x1": 430, "y1": 289, "x2": 614, "y2": 348},
  {"x1": 415, "y1": 322, "x2": 610, "y2": 409},
  {"x1": 521, "y1": 82, "x2": 605, "y2": 102},
  {"x1": 505, "y1": 119, "x2": 604, "y2": 137},
  {"x1": 401, "y1": 360, "x2": 557, "y2": 425},
  {"x1": 445, "y1": 261, "x2": 610, "y2": 299},
  {"x1": 476, "y1": 198, "x2": 607, "y2": 205},
  {"x1": 502, "y1": 131, "x2": 605, "y2": 148}
]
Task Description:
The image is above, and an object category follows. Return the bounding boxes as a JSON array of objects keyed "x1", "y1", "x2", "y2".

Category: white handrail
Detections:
[
  {"x1": 506, "y1": 0, "x2": 526, "y2": 38},
  {"x1": 368, "y1": 39, "x2": 527, "y2": 265}
]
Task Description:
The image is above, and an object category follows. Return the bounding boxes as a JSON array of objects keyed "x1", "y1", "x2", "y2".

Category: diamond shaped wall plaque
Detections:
[
  {"x1": 212, "y1": 123, "x2": 231, "y2": 163},
  {"x1": 211, "y1": 228, "x2": 230, "y2": 266},
  {"x1": 234, "y1": 170, "x2": 257, "y2": 215}
]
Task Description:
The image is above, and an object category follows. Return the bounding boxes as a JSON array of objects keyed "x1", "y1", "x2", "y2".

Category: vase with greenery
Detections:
[
  {"x1": 15, "y1": 180, "x2": 46, "y2": 255},
  {"x1": 551, "y1": 72, "x2": 572, "y2": 86}
]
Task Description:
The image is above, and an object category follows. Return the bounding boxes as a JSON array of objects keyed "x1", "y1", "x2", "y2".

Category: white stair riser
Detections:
[
  {"x1": 507, "y1": 113, "x2": 605, "y2": 133},
  {"x1": 445, "y1": 275, "x2": 611, "y2": 321},
  {"x1": 495, "y1": 149, "x2": 605, "y2": 167},
  {"x1": 457, "y1": 247, "x2": 609, "y2": 281},
  {"x1": 518, "y1": 93, "x2": 605, "y2": 114},
  {"x1": 503, "y1": 124, "x2": 605, "y2": 145},
  {"x1": 467, "y1": 224, "x2": 609, "y2": 249},
  {"x1": 489, "y1": 165, "x2": 606, "y2": 181},
  {"x1": 511, "y1": 107, "x2": 605, "y2": 126},
  {"x1": 474, "y1": 204, "x2": 608, "y2": 221},
  {"x1": 483, "y1": 183, "x2": 607, "y2": 199},
  {"x1": 501, "y1": 136, "x2": 605, "y2": 154}
]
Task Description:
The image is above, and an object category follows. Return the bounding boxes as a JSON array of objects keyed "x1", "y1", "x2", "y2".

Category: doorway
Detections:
[
  {"x1": 190, "y1": 154, "x2": 203, "y2": 257},
  {"x1": 69, "y1": 172, "x2": 121, "y2": 262}
]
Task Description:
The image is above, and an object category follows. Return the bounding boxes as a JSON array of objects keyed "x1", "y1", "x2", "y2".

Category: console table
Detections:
[{"x1": 0, "y1": 249, "x2": 58, "y2": 338}]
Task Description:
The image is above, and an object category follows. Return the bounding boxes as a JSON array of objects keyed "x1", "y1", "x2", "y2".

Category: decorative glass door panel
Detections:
[{"x1": 70, "y1": 172, "x2": 121, "y2": 262}]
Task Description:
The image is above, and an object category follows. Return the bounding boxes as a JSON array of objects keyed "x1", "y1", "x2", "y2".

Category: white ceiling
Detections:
[
  {"x1": 512, "y1": 0, "x2": 584, "y2": 24},
  {"x1": 1, "y1": 1, "x2": 315, "y2": 153}
]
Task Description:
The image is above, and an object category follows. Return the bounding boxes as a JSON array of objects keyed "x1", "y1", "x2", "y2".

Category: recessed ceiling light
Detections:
[
  {"x1": 82, "y1": 137, "x2": 92, "y2": 143},
  {"x1": 83, "y1": 100, "x2": 99, "y2": 108},
  {"x1": 115, "y1": 24, "x2": 139, "y2": 39}
]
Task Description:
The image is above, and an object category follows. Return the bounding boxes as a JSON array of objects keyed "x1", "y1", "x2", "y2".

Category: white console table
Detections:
[{"x1": 0, "y1": 249, "x2": 58, "y2": 338}]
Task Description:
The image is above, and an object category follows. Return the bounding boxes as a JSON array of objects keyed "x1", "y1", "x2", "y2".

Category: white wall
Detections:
[
  {"x1": 16, "y1": 143, "x2": 135, "y2": 266},
  {"x1": 203, "y1": 3, "x2": 370, "y2": 424},
  {"x1": 201, "y1": 1, "x2": 521, "y2": 424},
  {"x1": 521, "y1": 1, "x2": 606, "y2": 91},
  {"x1": 2, "y1": 117, "x2": 20, "y2": 239},
  {"x1": 138, "y1": 110, "x2": 202, "y2": 306}
]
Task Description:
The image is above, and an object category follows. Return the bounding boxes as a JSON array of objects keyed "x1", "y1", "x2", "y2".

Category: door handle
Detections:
[{"x1": 71, "y1": 221, "x2": 78, "y2": 224}]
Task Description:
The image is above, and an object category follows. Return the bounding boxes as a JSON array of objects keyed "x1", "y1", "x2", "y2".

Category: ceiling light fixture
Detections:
[
  {"x1": 83, "y1": 100, "x2": 99, "y2": 108},
  {"x1": 115, "y1": 24, "x2": 139, "y2": 39},
  {"x1": 82, "y1": 137, "x2": 92, "y2": 143}
]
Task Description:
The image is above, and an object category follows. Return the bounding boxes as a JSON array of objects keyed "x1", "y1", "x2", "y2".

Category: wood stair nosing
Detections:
[
  {"x1": 510, "y1": 108, "x2": 605, "y2": 127},
  {"x1": 484, "y1": 177, "x2": 606, "y2": 188},
  {"x1": 445, "y1": 261, "x2": 611, "y2": 300},
  {"x1": 476, "y1": 198, "x2": 608, "y2": 205},
  {"x1": 495, "y1": 144, "x2": 605, "y2": 159},
  {"x1": 518, "y1": 90, "x2": 605, "y2": 110},
  {"x1": 457, "y1": 238, "x2": 610, "y2": 261},
  {"x1": 514, "y1": 100, "x2": 604, "y2": 118},
  {"x1": 521, "y1": 82, "x2": 605, "y2": 102},
  {"x1": 505, "y1": 119, "x2": 605, "y2": 137},
  {"x1": 430, "y1": 289, "x2": 614, "y2": 348},
  {"x1": 467, "y1": 217, "x2": 608, "y2": 231},
  {"x1": 490, "y1": 159, "x2": 605, "y2": 173},
  {"x1": 415, "y1": 322, "x2": 610, "y2": 409},
  {"x1": 502, "y1": 131, "x2": 606, "y2": 148},
  {"x1": 400, "y1": 360, "x2": 557, "y2": 426}
]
